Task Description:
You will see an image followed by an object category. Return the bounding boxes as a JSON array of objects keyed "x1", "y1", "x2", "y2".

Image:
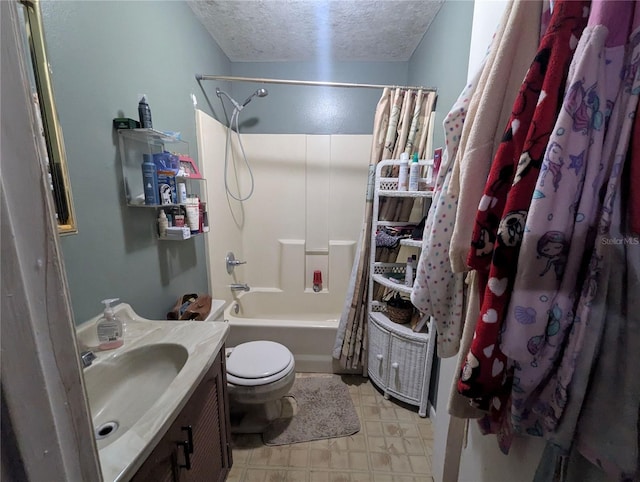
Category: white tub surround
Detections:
[
  {"x1": 196, "y1": 111, "x2": 371, "y2": 307},
  {"x1": 76, "y1": 303, "x2": 229, "y2": 482}
]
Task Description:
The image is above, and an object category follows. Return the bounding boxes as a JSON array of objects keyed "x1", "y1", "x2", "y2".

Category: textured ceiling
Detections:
[{"x1": 188, "y1": 0, "x2": 445, "y2": 62}]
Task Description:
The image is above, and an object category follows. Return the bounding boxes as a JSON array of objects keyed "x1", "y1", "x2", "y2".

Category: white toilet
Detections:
[
  {"x1": 205, "y1": 302, "x2": 296, "y2": 433},
  {"x1": 225, "y1": 340, "x2": 296, "y2": 433}
]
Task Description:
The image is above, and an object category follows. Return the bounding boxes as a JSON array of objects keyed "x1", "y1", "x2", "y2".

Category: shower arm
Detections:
[{"x1": 216, "y1": 88, "x2": 242, "y2": 111}]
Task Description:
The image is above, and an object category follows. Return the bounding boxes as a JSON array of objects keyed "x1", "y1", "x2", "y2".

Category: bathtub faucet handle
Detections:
[{"x1": 226, "y1": 252, "x2": 247, "y2": 274}]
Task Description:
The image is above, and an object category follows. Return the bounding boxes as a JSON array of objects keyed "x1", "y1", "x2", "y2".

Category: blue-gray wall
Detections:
[
  {"x1": 409, "y1": 0, "x2": 475, "y2": 151},
  {"x1": 42, "y1": 0, "x2": 473, "y2": 324},
  {"x1": 226, "y1": 61, "x2": 409, "y2": 134},
  {"x1": 41, "y1": 1, "x2": 231, "y2": 322}
]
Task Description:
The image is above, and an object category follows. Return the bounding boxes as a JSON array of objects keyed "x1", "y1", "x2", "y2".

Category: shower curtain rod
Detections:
[{"x1": 195, "y1": 74, "x2": 436, "y2": 92}]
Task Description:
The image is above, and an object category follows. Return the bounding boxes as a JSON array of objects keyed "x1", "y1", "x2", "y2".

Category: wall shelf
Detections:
[
  {"x1": 367, "y1": 158, "x2": 437, "y2": 417},
  {"x1": 117, "y1": 128, "x2": 209, "y2": 240}
]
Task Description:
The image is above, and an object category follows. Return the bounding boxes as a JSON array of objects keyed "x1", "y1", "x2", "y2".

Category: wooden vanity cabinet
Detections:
[{"x1": 132, "y1": 348, "x2": 232, "y2": 482}]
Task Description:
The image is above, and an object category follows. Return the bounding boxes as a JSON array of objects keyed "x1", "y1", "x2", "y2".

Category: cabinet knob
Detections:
[
  {"x1": 376, "y1": 354, "x2": 384, "y2": 361},
  {"x1": 391, "y1": 362, "x2": 399, "y2": 369}
]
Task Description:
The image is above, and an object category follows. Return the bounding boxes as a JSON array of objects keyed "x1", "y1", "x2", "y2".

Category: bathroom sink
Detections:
[
  {"x1": 76, "y1": 303, "x2": 229, "y2": 481},
  {"x1": 83, "y1": 343, "x2": 188, "y2": 449}
]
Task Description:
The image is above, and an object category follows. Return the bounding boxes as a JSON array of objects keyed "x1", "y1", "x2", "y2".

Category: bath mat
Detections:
[{"x1": 262, "y1": 375, "x2": 360, "y2": 446}]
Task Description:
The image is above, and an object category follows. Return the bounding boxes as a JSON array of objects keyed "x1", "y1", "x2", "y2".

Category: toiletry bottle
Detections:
[
  {"x1": 198, "y1": 201, "x2": 205, "y2": 232},
  {"x1": 397, "y1": 152, "x2": 409, "y2": 191},
  {"x1": 411, "y1": 255, "x2": 418, "y2": 285},
  {"x1": 142, "y1": 153, "x2": 159, "y2": 205},
  {"x1": 158, "y1": 210, "x2": 168, "y2": 238},
  {"x1": 408, "y1": 152, "x2": 420, "y2": 191},
  {"x1": 201, "y1": 202, "x2": 210, "y2": 232},
  {"x1": 405, "y1": 257, "x2": 414, "y2": 287},
  {"x1": 425, "y1": 159, "x2": 435, "y2": 189},
  {"x1": 177, "y1": 182, "x2": 188, "y2": 204},
  {"x1": 185, "y1": 195, "x2": 200, "y2": 233},
  {"x1": 97, "y1": 298, "x2": 124, "y2": 350},
  {"x1": 433, "y1": 148, "x2": 443, "y2": 179},
  {"x1": 138, "y1": 95, "x2": 153, "y2": 129},
  {"x1": 313, "y1": 270, "x2": 323, "y2": 292}
]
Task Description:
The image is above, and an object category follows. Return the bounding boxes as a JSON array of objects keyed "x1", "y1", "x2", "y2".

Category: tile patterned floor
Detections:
[{"x1": 227, "y1": 374, "x2": 435, "y2": 482}]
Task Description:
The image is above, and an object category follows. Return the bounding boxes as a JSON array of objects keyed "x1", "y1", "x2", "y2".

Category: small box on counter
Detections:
[
  {"x1": 113, "y1": 118, "x2": 140, "y2": 130},
  {"x1": 164, "y1": 226, "x2": 191, "y2": 240}
]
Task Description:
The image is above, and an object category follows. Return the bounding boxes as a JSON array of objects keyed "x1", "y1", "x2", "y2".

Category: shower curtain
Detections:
[{"x1": 333, "y1": 87, "x2": 437, "y2": 370}]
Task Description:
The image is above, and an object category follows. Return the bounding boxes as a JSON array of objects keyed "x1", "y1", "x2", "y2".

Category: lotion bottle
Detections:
[
  {"x1": 408, "y1": 152, "x2": 420, "y2": 191},
  {"x1": 405, "y1": 257, "x2": 414, "y2": 287},
  {"x1": 158, "y1": 210, "x2": 168, "y2": 238},
  {"x1": 97, "y1": 298, "x2": 124, "y2": 350},
  {"x1": 397, "y1": 152, "x2": 409, "y2": 191}
]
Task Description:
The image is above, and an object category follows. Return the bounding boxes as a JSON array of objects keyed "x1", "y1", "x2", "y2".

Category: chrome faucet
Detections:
[
  {"x1": 229, "y1": 283, "x2": 250, "y2": 292},
  {"x1": 80, "y1": 350, "x2": 96, "y2": 369}
]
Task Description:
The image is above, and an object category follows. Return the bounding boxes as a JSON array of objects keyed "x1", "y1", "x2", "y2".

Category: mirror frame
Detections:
[{"x1": 20, "y1": 0, "x2": 77, "y2": 235}]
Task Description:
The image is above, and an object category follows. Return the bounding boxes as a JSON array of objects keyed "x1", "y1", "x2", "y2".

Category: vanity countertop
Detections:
[{"x1": 76, "y1": 302, "x2": 229, "y2": 482}]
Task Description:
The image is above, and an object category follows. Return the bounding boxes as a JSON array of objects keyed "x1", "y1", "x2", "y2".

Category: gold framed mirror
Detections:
[{"x1": 19, "y1": 0, "x2": 77, "y2": 235}]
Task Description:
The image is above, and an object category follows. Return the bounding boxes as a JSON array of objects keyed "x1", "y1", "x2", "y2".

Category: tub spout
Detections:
[{"x1": 230, "y1": 283, "x2": 250, "y2": 292}]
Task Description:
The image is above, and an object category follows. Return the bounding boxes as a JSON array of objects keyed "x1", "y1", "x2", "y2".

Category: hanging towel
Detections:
[
  {"x1": 535, "y1": 3, "x2": 640, "y2": 437},
  {"x1": 629, "y1": 93, "x2": 640, "y2": 235},
  {"x1": 533, "y1": 12, "x2": 640, "y2": 473},
  {"x1": 410, "y1": 74, "x2": 479, "y2": 358},
  {"x1": 448, "y1": 0, "x2": 544, "y2": 274},
  {"x1": 447, "y1": 271, "x2": 485, "y2": 419},
  {"x1": 500, "y1": 0, "x2": 634, "y2": 436},
  {"x1": 458, "y1": 0, "x2": 590, "y2": 401},
  {"x1": 575, "y1": 213, "x2": 640, "y2": 481}
]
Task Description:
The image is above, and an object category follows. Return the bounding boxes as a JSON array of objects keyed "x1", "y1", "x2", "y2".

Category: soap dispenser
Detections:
[{"x1": 97, "y1": 298, "x2": 124, "y2": 350}]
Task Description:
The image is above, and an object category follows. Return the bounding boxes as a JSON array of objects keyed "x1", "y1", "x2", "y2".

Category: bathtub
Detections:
[{"x1": 223, "y1": 289, "x2": 340, "y2": 373}]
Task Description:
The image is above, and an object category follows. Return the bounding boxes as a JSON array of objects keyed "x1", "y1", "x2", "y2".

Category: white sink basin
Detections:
[
  {"x1": 84, "y1": 343, "x2": 188, "y2": 449},
  {"x1": 76, "y1": 302, "x2": 229, "y2": 481}
]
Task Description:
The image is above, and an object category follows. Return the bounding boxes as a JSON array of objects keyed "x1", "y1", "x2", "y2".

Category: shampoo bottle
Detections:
[
  {"x1": 397, "y1": 152, "x2": 409, "y2": 191},
  {"x1": 97, "y1": 298, "x2": 124, "y2": 350},
  {"x1": 405, "y1": 257, "x2": 414, "y2": 287},
  {"x1": 408, "y1": 152, "x2": 420, "y2": 191},
  {"x1": 142, "y1": 154, "x2": 159, "y2": 205},
  {"x1": 138, "y1": 95, "x2": 153, "y2": 129}
]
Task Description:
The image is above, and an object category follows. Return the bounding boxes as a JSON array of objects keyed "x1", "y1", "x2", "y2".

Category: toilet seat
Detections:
[{"x1": 226, "y1": 341, "x2": 294, "y2": 386}]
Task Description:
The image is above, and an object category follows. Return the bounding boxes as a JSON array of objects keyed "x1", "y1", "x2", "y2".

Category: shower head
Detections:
[{"x1": 241, "y1": 88, "x2": 269, "y2": 107}]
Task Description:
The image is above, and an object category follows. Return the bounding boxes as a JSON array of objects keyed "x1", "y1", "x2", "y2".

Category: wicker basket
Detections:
[{"x1": 387, "y1": 304, "x2": 412, "y2": 324}]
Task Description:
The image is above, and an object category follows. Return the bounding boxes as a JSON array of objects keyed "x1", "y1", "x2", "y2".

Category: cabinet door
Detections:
[
  {"x1": 387, "y1": 334, "x2": 426, "y2": 403},
  {"x1": 131, "y1": 423, "x2": 181, "y2": 482},
  {"x1": 177, "y1": 350, "x2": 232, "y2": 482},
  {"x1": 133, "y1": 350, "x2": 232, "y2": 482},
  {"x1": 367, "y1": 318, "x2": 390, "y2": 388}
]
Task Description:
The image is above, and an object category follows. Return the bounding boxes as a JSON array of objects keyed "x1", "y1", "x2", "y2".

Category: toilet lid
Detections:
[{"x1": 226, "y1": 341, "x2": 293, "y2": 379}]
